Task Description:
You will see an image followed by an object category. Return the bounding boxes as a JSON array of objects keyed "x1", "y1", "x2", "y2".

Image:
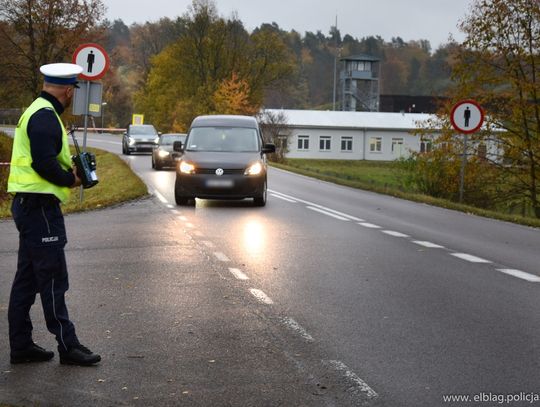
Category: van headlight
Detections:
[
  {"x1": 244, "y1": 162, "x2": 263, "y2": 176},
  {"x1": 179, "y1": 161, "x2": 196, "y2": 174},
  {"x1": 128, "y1": 137, "x2": 135, "y2": 146},
  {"x1": 154, "y1": 137, "x2": 160, "y2": 144}
]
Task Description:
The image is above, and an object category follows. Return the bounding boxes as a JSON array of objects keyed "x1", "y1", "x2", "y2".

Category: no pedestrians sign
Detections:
[
  {"x1": 72, "y1": 43, "x2": 110, "y2": 81},
  {"x1": 450, "y1": 100, "x2": 484, "y2": 134}
]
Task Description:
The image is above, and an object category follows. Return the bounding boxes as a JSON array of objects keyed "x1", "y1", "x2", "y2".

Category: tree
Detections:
[
  {"x1": 212, "y1": 72, "x2": 258, "y2": 115},
  {"x1": 452, "y1": 0, "x2": 540, "y2": 217},
  {"x1": 257, "y1": 110, "x2": 290, "y2": 162},
  {"x1": 135, "y1": 0, "x2": 294, "y2": 131},
  {"x1": 0, "y1": 0, "x2": 105, "y2": 101}
]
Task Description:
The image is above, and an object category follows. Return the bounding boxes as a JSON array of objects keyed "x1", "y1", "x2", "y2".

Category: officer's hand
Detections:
[{"x1": 71, "y1": 165, "x2": 82, "y2": 188}]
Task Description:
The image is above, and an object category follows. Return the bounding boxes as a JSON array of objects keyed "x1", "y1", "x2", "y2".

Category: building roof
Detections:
[
  {"x1": 263, "y1": 109, "x2": 434, "y2": 131},
  {"x1": 340, "y1": 54, "x2": 380, "y2": 62}
]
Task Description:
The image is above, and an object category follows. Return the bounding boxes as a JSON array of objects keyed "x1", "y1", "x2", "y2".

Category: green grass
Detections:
[
  {"x1": 0, "y1": 132, "x2": 148, "y2": 218},
  {"x1": 271, "y1": 159, "x2": 540, "y2": 229}
]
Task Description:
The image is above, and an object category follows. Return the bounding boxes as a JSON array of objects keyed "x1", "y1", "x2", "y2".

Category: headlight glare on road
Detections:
[
  {"x1": 245, "y1": 162, "x2": 263, "y2": 176},
  {"x1": 180, "y1": 161, "x2": 196, "y2": 174},
  {"x1": 158, "y1": 149, "x2": 169, "y2": 158}
]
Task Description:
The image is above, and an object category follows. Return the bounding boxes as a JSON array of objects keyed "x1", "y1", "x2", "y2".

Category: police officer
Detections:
[{"x1": 7, "y1": 63, "x2": 101, "y2": 366}]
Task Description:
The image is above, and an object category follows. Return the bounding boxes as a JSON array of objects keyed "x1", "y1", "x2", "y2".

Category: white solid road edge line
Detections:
[
  {"x1": 269, "y1": 189, "x2": 364, "y2": 221},
  {"x1": 497, "y1": 269, "x2": 540, "y2": 283},
  {"x1": 280, "y1": 317, "x2": 314, "y2": 342},
  {"x1": 326, "y1": 360, "x2": 378, "y2": 399},
  {"x1": 152, "y1": 189, "x2": 168, "y2": 204},
  {"x1": 249, "y1": 288, "x2": 274, "y2": 304},
  {"x1": 307, "y1": 206, "x2": 350, "y2": 221},
  {"x1": 270, "y1": 194, "x2": 297, "y2": 203},
  {"x1": 229, "y1": 268, "x2": 249, "y2": 280},
  {"x1": 450, "y1": 253, "x2": 492, "y2": 263}
]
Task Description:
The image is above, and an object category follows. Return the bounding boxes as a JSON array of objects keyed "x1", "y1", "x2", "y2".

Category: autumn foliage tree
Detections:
[
  {"x1": 0, "y1": 0, "x2": 106, "y2": 104},
  {"x1": 453, "y1": 0, "x2": 540, "y2": 217},
  {"x1": 135, "y1": 0, "x2": 295, "y2": 131},
  {"x1": 405, "y1": 0, "x2": 540, "y2": 217}
]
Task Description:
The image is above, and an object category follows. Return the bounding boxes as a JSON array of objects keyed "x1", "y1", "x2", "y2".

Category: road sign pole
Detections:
[
  {"x1": 79, "y1": 80, "x2": 91, "y2": 202},
  {"x1": 459, "y1": 133, "x2": 468, "y2": 203}
]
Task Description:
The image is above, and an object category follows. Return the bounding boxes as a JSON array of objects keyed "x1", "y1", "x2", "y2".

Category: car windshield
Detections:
[
  {"x1": 130, "y1": 125, "x2": 157, "y2": 135},
  {"x1": 186, "y1": 127, "x2": 260, "y2": 152},
  {"x1": 160, "y1": 135, "x2": 185, "y2": 145}
]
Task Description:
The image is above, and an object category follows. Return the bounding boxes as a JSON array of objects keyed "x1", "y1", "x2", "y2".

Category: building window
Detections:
[
  {"x1": 341, "y1": 136, "x2": 353, "y2": 151},
  {"x1": 369, "y1": 137, "x2": 382, "y2": 153},
  {"x1": 392, "y1": 138, "x2": 404, "y2": 156},
  {"x1": 320, "y1": 136, "x2": 331, "y2": 151},
  {"x1": 297, "y1": 135, "x2": 309, "y2": 150},
  {"x1": 420, "y1": 140, "x2": 432, "y2": 153},
  {"x1": 477, "y1": 143, "x2": 487, "y2": 160}
]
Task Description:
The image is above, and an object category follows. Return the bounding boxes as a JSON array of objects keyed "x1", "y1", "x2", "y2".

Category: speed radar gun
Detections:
[{"x1": 69, "y1": 129, "x2": 98, "y2": 189}]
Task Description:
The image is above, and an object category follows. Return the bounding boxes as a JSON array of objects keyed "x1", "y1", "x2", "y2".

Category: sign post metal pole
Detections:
[
  {"x1": 79, "y1": 80, "x2": 91, "y2": 202},
  {"x1": 459, "y1": 133, "x2": 468, "y2": 203}
]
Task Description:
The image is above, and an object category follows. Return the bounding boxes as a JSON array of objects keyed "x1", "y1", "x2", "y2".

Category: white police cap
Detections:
[{"x1": 40, "y1": 63, "x2": 83, "y2": 87}]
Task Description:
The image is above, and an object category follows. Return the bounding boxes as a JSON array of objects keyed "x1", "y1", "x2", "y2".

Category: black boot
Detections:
[
  {"x1": 59, "y1": 343, "x2": 101, "y2": 366},
  {"x1": 11, "y1": 343, "x2": 54, "y2": 364}
]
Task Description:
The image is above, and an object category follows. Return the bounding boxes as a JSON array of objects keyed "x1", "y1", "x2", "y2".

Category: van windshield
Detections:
[{"x1": 186, "y1": 127, "x2": 260, "y2": 152}]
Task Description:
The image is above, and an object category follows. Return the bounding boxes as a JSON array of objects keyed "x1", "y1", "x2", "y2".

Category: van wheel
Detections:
[{"x1": 253, "y1": 181, "x2": 267, "y2": 207}]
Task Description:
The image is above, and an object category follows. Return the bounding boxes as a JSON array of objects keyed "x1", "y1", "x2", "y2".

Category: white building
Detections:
[{"x1": 264, "y1": 109, "x2": 436, "y2": 161}]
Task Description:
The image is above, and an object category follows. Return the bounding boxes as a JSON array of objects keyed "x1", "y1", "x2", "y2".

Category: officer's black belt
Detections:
[{"x1": 15, "y1": 192, "x2": 60, "y2": 205}]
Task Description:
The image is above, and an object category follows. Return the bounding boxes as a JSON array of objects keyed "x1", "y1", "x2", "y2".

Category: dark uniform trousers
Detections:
[{"x1": 8, "y1": 193, "x2": 78, "y2": 352}]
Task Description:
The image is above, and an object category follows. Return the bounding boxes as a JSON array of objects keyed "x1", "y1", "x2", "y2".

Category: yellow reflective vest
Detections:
[{"x1": 7, "y1": 97, "x2": 72, "y2": 203}]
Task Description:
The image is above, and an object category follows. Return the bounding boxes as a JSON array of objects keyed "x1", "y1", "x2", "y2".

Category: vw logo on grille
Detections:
[{"x1": 215, "y1": 168, "x2": 224, "y2": 176}]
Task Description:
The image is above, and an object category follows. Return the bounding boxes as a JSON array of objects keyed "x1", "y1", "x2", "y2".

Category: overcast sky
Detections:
[{"x1": 103, "y1": 0, "x2": 476, "y2": 50}]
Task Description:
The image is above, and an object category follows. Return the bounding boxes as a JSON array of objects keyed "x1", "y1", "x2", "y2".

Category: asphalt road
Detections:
[{"x1": 1, "y1": 130, "x2": 540, "y2": 406}]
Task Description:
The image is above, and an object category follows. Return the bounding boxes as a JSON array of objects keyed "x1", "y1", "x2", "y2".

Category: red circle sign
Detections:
[
  {"x1": 450, "y1": 99, "x2": 484, "y2": 134},
  {"x1": 72, "y1": 43, "x2": 110, "y2": 81}
]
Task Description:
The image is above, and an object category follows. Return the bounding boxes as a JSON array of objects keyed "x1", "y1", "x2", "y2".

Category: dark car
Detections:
[
  {"x1": 122, "y1": 124, "x2": 159, "y2": 155},
  {"x1": 173, "y1": 115, "x2": 275, "y2": 206},
  {"x1": 152, "y1": 133, "x2": 187, "y2": 170}
]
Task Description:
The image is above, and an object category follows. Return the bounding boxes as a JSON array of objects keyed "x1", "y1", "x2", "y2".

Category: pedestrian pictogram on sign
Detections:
[
  {"x1": 450, "y1": 100, "x2": 484, "y2": 134},
  {"x1": 72, "y1": 43, "x2": 110, "y2": 81}
]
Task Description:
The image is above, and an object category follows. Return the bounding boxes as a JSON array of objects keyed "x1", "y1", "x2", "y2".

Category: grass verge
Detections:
[
  {"x1": 0, "y1": 132, "x2": 148, "y2": 219},
  {"x1": 270, "y1": 159, "x2": 540, "y2": 229}
]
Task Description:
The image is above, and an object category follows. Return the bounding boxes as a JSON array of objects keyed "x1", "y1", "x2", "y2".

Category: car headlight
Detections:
[
  {"x1": 244, "y1": 162, "x2": 263, "y2": 176},
  {"x1": 157, "y1": 150, "x2": 169, "y2": 158},
  {"x1": 179, "y1": 161, "x2": 196, "y2": 174},
  {"x1": 154, "y1": 137, "x2": 159, "y2": 144},
  {"x1": 128, "y1": 137, "x2": 135, "y2": 146}
]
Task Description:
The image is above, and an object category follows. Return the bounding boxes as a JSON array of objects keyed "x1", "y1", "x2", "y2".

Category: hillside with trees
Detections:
[{"x1": 0, "y1": 0, "x2": 456, "y2": 129}]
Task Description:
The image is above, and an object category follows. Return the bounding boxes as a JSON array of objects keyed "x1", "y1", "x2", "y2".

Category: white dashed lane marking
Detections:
[
  {"x1": 249, "y1": 289, "x2": 274, "y2": 304},
  {"x1": 213, "y1": 252, "x2": 230, "y2": 262},
  {"x1": 358, "y1": 222, "x2": 381, "y2": 229},
  {"x1": 382, "y1": 230, "x2": 409, "y2": 238},
  {"x1": 229, "y1": 268, "x2": 249, "y2": 280},
  {"x1": 326, "y1": 360, "x2": 378, "y2": 399},
  {"x1": 413, "y1": 241, "x2": 445, "y2": 249},
  {"x1": 280, "y1": 317, "x2": 314, "y2": 342},
  {"x1": 450, "y1": 253, "x2": 492, "y2": 263},
  {"x1": 497, "y1": 269, "x2": 540, "y2": 282}
]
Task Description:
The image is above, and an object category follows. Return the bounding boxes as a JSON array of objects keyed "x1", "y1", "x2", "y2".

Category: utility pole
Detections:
[{"x1": 332, "y1": 15, "x2": 338, "y2": 111}]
